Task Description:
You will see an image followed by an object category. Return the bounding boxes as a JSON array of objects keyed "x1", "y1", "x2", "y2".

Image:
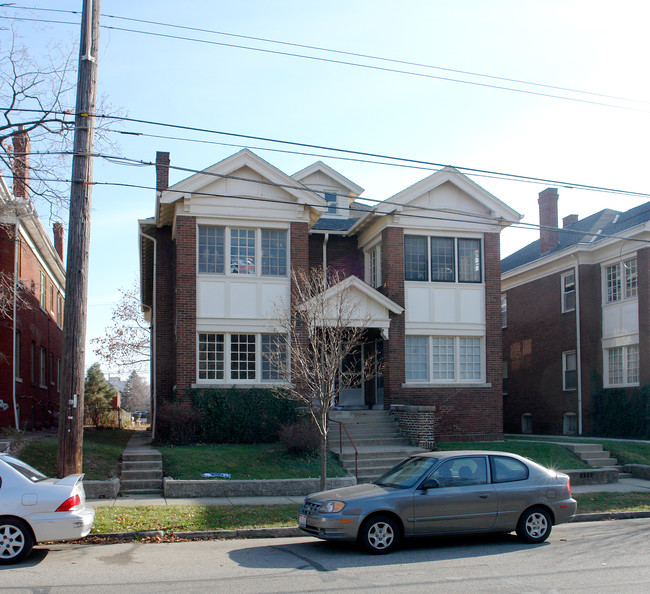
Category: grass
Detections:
[
  {"x1": 508, "y1": 435, "x2": 650, "y2": 466},
  {"x1": 17, "y1": 429, "x2": 133, "y2": 480},
  {"x1": 159, "y1": 443, "x2": 348, "y2": 480},
  {"x1": 436, "y1": 439, "x2": 590, "y2": 470},
  {"x1": 92, "y1": 504, "x2": 300, "y2": 534},
  {"x1": 92, "y1": 492, "x2": 650, "y2": 534}
]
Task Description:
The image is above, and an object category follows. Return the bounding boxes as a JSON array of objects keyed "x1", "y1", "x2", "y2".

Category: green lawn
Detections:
[
  {"x1": 436, "y1": 439, "x2": 589, "y2": 469},
  {"x1": 160, "y1": 443, "x2": 348, "y2": 480},
  {"x1": 17, "y1": 429, "x2": 133, "y2": 480}
]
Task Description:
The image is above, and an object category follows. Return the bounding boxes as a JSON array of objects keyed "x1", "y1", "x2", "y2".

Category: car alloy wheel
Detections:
[
  {"x1": 0, "y1": 519, "x2": 34, "y2": 565},
  {"x1": 360, "y1": 515, "x2": 399, "y2": 554},
  {"x1": 516, "y1": 507, "x2": 552, "y2": 544}
]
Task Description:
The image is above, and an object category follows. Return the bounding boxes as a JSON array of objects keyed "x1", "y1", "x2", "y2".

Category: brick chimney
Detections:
[
  {"x1": 12, "y1": 125, "x2": 30, "y2": 199},
  {"x1": 156, "y1": 151, "x2": 170, "y2": 192},
  {"x1": 538, "y1": 188, "x2": 559, "y2": 255},
  {"x1": 53, "y1": 222, "x2": 65, "y2": 260},
  {"x1": 563, "y1": 214, "x2": 578, "y2": 228}
]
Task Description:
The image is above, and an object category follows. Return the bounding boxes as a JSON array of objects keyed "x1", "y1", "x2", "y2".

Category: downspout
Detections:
[
  {"x1": 139, "y1": 229, "x2": 157, "y2": 439},
  {"x1": 322, "y1": 232, "x2": 329, "y2": 270},
  {"x1": 12, "y1": 220, "x2": 20, "y2": 429},
  {"x1": 573, "y1": 255, "x2": 583, "y2": 435}
]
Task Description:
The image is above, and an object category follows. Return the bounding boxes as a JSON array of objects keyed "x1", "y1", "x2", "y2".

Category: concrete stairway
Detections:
[
  {"x1": 120, "y1": 430, "x2": 163, "y2": 495},
  {"x1": 329, "y1": 410, "x2": 425, "y2": 484},
  {"x1": 562, "y1": 442, "x2": 620, "y2": 468}
]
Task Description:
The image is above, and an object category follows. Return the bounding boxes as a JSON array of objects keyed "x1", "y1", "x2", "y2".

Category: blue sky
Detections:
[{"x1": 3, "y1": 1, "x2": 650, "y2": 377}]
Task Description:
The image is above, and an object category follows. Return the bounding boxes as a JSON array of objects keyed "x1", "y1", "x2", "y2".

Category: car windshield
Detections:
[
  {"x1": 1, "y1": 456, "x2": 48, "y2": 482},
  {"x1": 374, "y1": 456, "x2": 439, "y2": 489}
]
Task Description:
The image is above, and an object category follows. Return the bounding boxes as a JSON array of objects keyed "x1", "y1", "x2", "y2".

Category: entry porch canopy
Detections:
[{"x1": 297, "y1": 275, "x2": 404, "y2": 339}]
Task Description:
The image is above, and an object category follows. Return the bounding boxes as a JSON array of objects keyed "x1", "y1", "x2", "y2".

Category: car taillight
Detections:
[
  {"x1": 56, "y1": 494, "x2": 81, "y2": 511},
  {"x1": 567, "y1": 478, "x2": 572, "y2": 496}
]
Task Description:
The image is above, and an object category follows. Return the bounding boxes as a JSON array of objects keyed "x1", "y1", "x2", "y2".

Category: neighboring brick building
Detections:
[
  {"x1": 0, "y1": 142, "x2": 66, "y2": 430},
  {"x1": 139, "y1": 149, "x2": 520, "y2": 444},
  {"x1": 502, "y1": 188, "x2": 650, "y2": 436}
]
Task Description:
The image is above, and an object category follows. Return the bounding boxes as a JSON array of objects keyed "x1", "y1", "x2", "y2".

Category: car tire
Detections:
[
  {"x1": 516, "y1": 507, "x2": 552, "y2": 544},
  {"x1": 0, "y1": 518, "x2": 34, "y2": 565},
  {"x1": 359, "y1": 515, "x2": 400, "y2": 554}
]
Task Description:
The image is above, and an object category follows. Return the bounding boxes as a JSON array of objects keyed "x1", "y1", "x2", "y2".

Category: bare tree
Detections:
[
  {"x1": 272, "y1": 267, "x2": 372, "y2": 490},
  {"x1": 92, "y1": 284, "x2": 150, "y2": 372}
]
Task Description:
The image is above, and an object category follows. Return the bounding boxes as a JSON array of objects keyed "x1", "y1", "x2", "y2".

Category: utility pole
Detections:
[{"x1": 57, "y1": 0, "x2": 101, "y2": 477}]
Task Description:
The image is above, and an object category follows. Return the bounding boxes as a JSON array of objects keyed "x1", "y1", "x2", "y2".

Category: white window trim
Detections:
[
  {"x1": 501, "y1": 293, "x2": 507, "y2": 328},
  {"x1": 404, "y1": 234, "x2": 484, "y2": 285},
  {"x1": 603, "y1": 258, "x2": 638, "y2": 305},
  {"x1": 561, "y1": 270, "x2": 576, "y2": 313},
  {"x1": 404, "y1": 335, "x2": 486, "y2": 385},
  {"x1": 562, "y1": 350, "x2": 577, "y2": 391},
  {"x1": 196, "y1": 332, "x2": 289, "y2": 385},
  {"x1": 197, "y1": 226, "x2": 289, "y2": 278},
  {"x1": 603, "y1": 344, "x2": 640, "y2": 388}
]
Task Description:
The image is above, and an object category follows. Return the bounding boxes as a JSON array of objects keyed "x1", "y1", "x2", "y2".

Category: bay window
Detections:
[
  {"x1": 406, "y1": 335, "x2": 483, "y2": 383},
  {"x1": 605, "y1": 344, "x2": 639, "y2": 386},
  {"x1": 404, "y1": 235, "x2": 482, "y2": 283}
]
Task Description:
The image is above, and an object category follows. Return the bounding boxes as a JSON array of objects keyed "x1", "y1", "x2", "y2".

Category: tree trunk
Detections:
[{"x1": 319, "y1": 430, "x2": 328, "y2": 491}]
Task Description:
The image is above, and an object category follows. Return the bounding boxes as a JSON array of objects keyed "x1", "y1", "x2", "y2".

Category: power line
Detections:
[
  {"x1": 3, "y1": 13, "x2": 649, "y2": 113},
  {"x1": 5, "y1": 106, "x2": 650, "y2": 201},
  {"x1": 11, "y1": 4, "x2": 650, "y2": 107}
]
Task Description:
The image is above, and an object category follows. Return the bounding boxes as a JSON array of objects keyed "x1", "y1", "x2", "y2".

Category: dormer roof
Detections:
[{"x1": 292, "y1": 160, "x2": 364, "y2": 197}]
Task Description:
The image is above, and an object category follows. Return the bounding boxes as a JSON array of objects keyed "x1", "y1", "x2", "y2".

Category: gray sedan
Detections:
[{"x1": 299, "y1": 450, "x2": 577, "y2": 554}]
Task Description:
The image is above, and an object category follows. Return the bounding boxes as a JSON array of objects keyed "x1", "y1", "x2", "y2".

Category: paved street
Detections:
[{"x1": 1, "y1": 518, "x2": 648, "y2": 593}]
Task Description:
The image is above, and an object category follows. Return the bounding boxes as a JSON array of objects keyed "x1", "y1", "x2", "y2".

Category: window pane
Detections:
[
  {"x1": 459, "y1": 337, "x2": 481, "y2": 380},
  {"x1": 627, "y1": 345, "x2": 639, "y2": 384},
  {"x1": 404, "y1": 236, "x2": 428, "y2": 281},
  {"x1": 625, "y1": 258, "x2": 638, "y2": 298},
  {"x1": 231, "y1": 334, "x2": 256, "y2": 379},
  {"x1": 198, "y1": 226, "x2": 225, "y2": 274},
  {"x1": 430, "y1": 237, "x2": 455, "y2": 282},
  {"x1": 501, "y1": 294, "x2": 507, "y2": 327},
  {"x1": 231, "y1": 229, "x2": 256, "y2": 274},
  {"x1": 564, "y1": 351, "x2": 577, "y2": 390},
  {"x1": 405, "y1": 336, "x2": 428, "y2": 381},
  {"x1": 198, "y1": 333, "x2": 224, "y2": 380},
  {"x1": 261, "y1": 230, "x2": 287, "y2": 276},
  {"x1": 458, "y1": 239, "x2": 481, "y2": 283},
  {"x1": 608, "y1": 347, "x2": 623, "y2": 384},
  {"x1": 325, "y1": 192, "x2": 337, "y2": 214},
  {"x1": 369, "y1": 245, "x2": 381, "y2": 288},
  {"x1": 262, "y1": 334, "x2": 287, "y2": 381},
  {"x1": 432, "y1": 337, "x2": 455, "y2": 380},
  {"x1": 606, "y1": 264, "x2": 620, "y2": 302}
]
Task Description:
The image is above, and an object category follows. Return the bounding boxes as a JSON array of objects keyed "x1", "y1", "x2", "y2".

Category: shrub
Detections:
[
  {"x1": 279, "y1": 420, "x2": 320, "y2": 455},
  {"x1": 156, "y1": 401, "x2": 200, "y2": 445},
  {"x1": 592, "y1": 386, "x2": 650, "y2": 439},
  {"x1": 190, "y1": 387, "x2": 299, "y2": 444}
]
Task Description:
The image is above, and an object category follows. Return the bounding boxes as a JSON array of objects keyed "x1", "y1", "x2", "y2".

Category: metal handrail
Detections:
[{"x1": 329, "y1": 418, "x2": 358, "y2": 481}]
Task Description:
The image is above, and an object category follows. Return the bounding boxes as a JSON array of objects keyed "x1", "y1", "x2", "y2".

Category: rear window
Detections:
[
  {"x1": 1, "y1": 456, "x2": 48, "y2": 483},
  {"x1": 490, "y1": 455, "x2": 529, "y2": 483}
]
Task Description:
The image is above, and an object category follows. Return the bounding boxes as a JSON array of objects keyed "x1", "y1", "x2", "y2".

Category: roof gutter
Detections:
[
  {"x1": 572, "y1": 255, "x2": 583, "y2": 435},
  {"x1": 12, "y1": 220, "x2": 20, "y2": 429}
]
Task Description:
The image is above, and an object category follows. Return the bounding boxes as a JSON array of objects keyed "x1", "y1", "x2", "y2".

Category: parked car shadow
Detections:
[
  {"x1": 229, "y1": 532, "x2": 549, "y2": 572},
  {"x1": 0, "y1": 547, "x2": 49, "y2": 568}
]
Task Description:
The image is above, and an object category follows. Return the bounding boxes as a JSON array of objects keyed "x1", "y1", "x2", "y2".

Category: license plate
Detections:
[{"x1": 299, "y1": 514, "x2": 307, "y2": 528}]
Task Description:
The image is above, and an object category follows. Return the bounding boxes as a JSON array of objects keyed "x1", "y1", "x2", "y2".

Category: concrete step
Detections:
[
  {"x1": 122, "y1": 452, "x2": 161, "y2": 463},
  {"x1": 121, "y1": 478, "x2": 163, "y2": 491},
  {"x1": 122, "y1": 469, "x2": 163, "y2": 480},
  {"x1": 564, "y1": 443, "x2": 604, "y2": 454},
  {"x1": 579, "y1": 450, "x2": 611, "y2": 461},
  {"x1": 585, "y1": 458, "x2": 619, "y2": 467},
  {"x1": 122, "y1": 460, "x2": 163, "y2": 471},
  {"x1": 120, "y1": 488, "x2": 163, "y2": 495}
]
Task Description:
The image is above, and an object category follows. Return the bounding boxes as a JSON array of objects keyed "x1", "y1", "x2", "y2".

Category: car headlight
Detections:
[{"x1": 322, "y1": 501, "x2": 346, "y2": 513}]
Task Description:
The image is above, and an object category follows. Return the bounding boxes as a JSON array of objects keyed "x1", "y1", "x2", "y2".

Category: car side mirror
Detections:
[{"x1": 421, "y1": 477, "x2": 440, "y2": 490}]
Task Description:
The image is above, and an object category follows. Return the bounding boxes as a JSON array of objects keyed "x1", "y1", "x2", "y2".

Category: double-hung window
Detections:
[
  {"x1": 406, "y1": 336, "x2": 482, "y2": 383},
  {"x1": 325, "y1": 192, "x2": 337, "y2": 214},
  {"x1": 367, "y1": 243, "x2": 382, "y2": 288},
  {"x1": 605, "y1": 344, "x2": 639, "y2": 386},
  {"x1": 562, "y1": 351, "x2": 577, "y2": 390},
  {"x1": 561, "y1": 271, "x2": 576, "y2": 312},
  {"x1": 501, "y1": 294, "x2": 507, "y2": 328},
  {"x1": 606, "y1": 258, "x2": 637, "y2": 303},
  {"x1": 404, "y1": 235, "x2": 482, "y2": 283},
  {"x1": 198, "y1": 332, "x2": 287, "y2": 382},
  {"x1": 198, "y1": 226, "x2": 287, "y2": 277}
]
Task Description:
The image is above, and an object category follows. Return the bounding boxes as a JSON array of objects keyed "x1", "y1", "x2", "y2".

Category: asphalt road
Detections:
[{"x1": 2, "y1": 518, "x2": 649, "y2": 593}]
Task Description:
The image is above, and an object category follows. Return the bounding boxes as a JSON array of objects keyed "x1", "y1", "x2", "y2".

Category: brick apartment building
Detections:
[
  {"x1": 0, "y1": 131, "x2": 66, "y2": 430},
  {"x1": 139, "y1": 149, "x2": 520, "y2": 444},
  {"x1": 501, "y1": 188, "x2": 650, "y2": 435}
]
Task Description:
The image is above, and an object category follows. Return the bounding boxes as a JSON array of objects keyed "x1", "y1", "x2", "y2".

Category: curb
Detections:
[{"x1": 86, "y1": 512, "x2": 650, "y2": 543}]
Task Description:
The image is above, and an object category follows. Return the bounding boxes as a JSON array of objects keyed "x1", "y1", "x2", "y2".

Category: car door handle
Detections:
[{"x1": 479, "y1": 494, "x2": 490, "y2": 499}]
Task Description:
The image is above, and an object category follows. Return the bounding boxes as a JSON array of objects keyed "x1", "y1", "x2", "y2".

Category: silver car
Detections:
[
  {"x1": 299, "y1": 451, "x2": 577, "y2": 554},
  {"x1": 0, "y1": 453, "x2": 95, "y2": 564}
]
